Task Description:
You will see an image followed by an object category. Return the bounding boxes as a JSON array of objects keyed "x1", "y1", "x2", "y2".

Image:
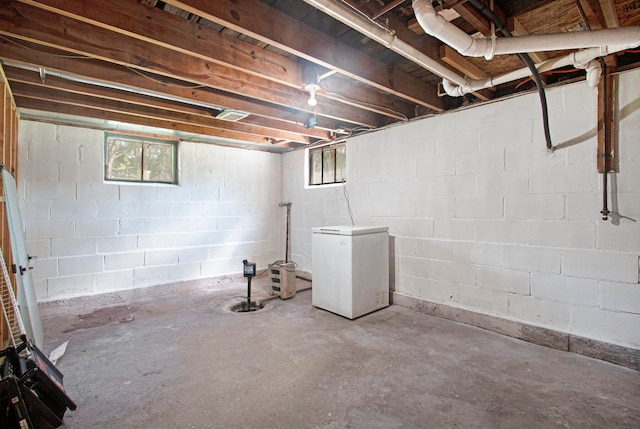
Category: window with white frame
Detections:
[
  {"x1": 308, "y1": 143, "x2": 346, "y2": 186},
  {"x1": 104, "y1": 133, "x2": 178, "y2": 184}
]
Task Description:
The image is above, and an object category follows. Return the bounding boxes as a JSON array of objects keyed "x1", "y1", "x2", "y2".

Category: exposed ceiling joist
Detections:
[
  {"x1": 5, "y1": 69, "x2": 315, "y2": 144},
  {"x1": 161, "y1": 0, "x2": 446, "y2": 111},
  {"x1": 16, "y1": 96, "x2": 288, "y2": 145},
  {"x1": 1, "y1": 1, "x2": 384, "y2": 128},
  {"x1": 0, "y1": 0, "x2": 637, "y2": 152},
  {"x1": 18, "y1": 0, "x2": 415, "y2": 121},
  {"x1": 0, "y1": 39, "x2": 341, "y2": 136}
]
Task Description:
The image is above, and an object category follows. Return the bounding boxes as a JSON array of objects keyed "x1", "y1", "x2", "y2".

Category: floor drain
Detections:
[{"x1": 230, "y1": 301, "x2": 265, "y2": 313}]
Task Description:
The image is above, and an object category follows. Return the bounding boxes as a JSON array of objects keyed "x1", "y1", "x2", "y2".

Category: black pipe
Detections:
[
  {"x1": 601, "y1": 171, "x2": 610, "y2": 220},
  {"x1": 247, "y1": 276, "x2": 252, "y2": 310},
  {"x1": 467, "y1": 0, "x2": 554, "y2": 151},
  {"x1": 599, "y1": 58, "x2": 610, "y2": 221}
]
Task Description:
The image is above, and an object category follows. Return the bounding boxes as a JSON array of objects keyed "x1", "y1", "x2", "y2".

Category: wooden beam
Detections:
[
  {"x1": 597, "y1": 65, "x2": 616, "y2": 173},
  {"x1": 438, "y1": 45, "x2": 493, "y2": 100},
  {"x1": 454, "y1": 3, "x2": 492, "y2": 36},
  {"x1": 506, "y1": 17, "x2": 549, "y2": 64},
  {"x1": 162, "y1": 0, "x2": 446, "y2": 111},
  {"x1": 17, "y1": 0, "x2": 415, "y2": 121},
  {"x1": 0, "y1": 1, "x2": 383, "y2": 127},
  {"x1": 15, "y1": 96, "x2": 291, "y2": 146},
  {"x1": 598, "y1": 0, "x2": 619, "y2": 28},
  {"x1": 576, "y1": 0, "x2": 605, "y2": 30},
  {"x1": 4, "y1": 66, "x2": 329, "y2": 141},
  {"x1": 371, "y1": 0, "x2": 406, "y2": 19},
  {"x1": 10, "y1": 82, "x2": 313, "y2": 144},
  {"x1": 439, "y1": 45, "x2": 489, "y2": 80},
  {"x1": 18, "y1": 0, "x2": 301, "y2": 86},
  {"x1": 0, "y1": 39, "x2": 355, "y2": 132}
]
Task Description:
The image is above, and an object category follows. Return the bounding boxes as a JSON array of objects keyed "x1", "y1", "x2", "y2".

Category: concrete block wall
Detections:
[
  {"x1": 282, "y1": 68, "x2": 640, "y2": 349},
  {"x1": 18, "y1": 123, "x2": 282, "y2": 300}
]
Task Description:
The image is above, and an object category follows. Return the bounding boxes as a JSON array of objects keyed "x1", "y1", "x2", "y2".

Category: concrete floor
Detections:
[{"x1": 41, "y1": 278, "x2": 640, "y2": 429}]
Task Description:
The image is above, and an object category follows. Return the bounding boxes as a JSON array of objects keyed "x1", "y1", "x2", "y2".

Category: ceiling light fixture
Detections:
[{"x1": 304, "y1": 83, "x2": 320, "y2": 107}]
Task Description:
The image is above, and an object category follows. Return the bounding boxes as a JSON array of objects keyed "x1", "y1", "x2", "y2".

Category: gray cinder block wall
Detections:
[
  {"x1": 18, "y1": 124, "x2": 282, "y2": 300},
  {"x1": 17, "y1": 69, "x2": 640, "y2": 352},
  {"x1": 282, "y1": 68, "x2": 640, "y2": 350}
]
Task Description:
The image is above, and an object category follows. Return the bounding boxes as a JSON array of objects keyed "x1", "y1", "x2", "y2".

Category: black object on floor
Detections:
[{"x1": 0, "y1": 335, "x2": 76, "y2": 428}]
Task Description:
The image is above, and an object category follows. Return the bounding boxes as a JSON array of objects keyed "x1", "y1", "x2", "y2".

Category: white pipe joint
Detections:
[
  {"x1": 574, "y1": 59, "x2": 602, "y2": 88},
  {"x1": 442, "y1": 79, "x2": 464, "y2": 96},
  {"x1": 443, "y1": 44, "x2": 634, "y2": 97},
  {"x1": 413, "y1": 0, "x2": 640, "y2": 58},
  {"x1": 412, "y1": 0, "x2": 489, "y2": 57}
]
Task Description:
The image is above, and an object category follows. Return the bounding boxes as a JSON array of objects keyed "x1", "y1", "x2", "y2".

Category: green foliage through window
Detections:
[
  {"x1": 309, "y1": 143, "x2": 346, "y2": 186},
  {"x1": 105, "y1": 134, "x2": 177, "y2": 184}
]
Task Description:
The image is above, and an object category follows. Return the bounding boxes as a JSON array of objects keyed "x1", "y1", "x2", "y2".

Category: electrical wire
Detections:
[
  {"x1": 334, "y1": 142, "x2": 355, "y2": 226},
  {"x1": 123, "y1": 66, "x2": 207, "y2": 89},
  {"x1": 0, "y1": 35, "x2": 207, "y2": 89},
  {"x1": 0, "y1": 35, "x2": 90, "y2": 59},
  {"x1": 514, "y1": 68, "x2": 582, "y2": 89},
  {"x1": 337, "y1": 0, "x2": 396, "y2": 34},
  {"x1": 466, "y1": 0, "x2": 553, "y2": 151},
  {"x1": 255, "y1": 260, "x2": 299, "y2": 278},
  {"x1": 343, "y1": 179, "x2": 355, "y2": 226},
  {"x1": 319, "y1": 84, "x2": 410, "y2": 122}
]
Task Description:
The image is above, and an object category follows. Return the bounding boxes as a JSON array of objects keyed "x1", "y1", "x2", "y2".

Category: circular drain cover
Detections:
[{"x1": 230, "y1": 301, "x2": 265, "y2": 313}]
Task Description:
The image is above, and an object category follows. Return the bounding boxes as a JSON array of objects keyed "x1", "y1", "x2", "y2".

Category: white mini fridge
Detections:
[{"x1": 312, "y1": 225, "x2": 389, "y2": 319}]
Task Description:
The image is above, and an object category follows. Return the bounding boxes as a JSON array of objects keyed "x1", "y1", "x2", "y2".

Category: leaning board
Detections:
[{"x1": 1, "y1": 167, "x2": 43, "y2": 348}]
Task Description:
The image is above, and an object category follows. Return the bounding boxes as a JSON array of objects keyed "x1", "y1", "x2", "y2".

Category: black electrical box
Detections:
[{"x1": 242, "y1": 260, "x2": 256, "y2": 278}]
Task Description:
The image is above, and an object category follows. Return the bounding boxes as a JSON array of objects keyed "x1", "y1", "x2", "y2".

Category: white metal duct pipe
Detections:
[
  {"x1": 443, "y1": 44, "x2": 630, "y2": 96},
  {"x1": 412, "y1": 0, "x2": 640, "y2": 59},
  {"x1": 1, "y1": 60, "x2": 225, "y2": 111},
  {"x1": 302, "y1": 0, "x2": 468, "y2": 87}
]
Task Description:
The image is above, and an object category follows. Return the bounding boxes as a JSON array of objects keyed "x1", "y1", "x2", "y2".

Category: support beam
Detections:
[
  {"x1": 10, "y1": 82, "x2": 313, "y2": 144},
  {"x1": 597, "y1": 63, "x2": 616, "y2": 173},
  {"x1": 598, "y1": 0, "x2": 619, "y2": 28},
  {"x1": 15, "y1": 96, "x2": 291, "y2": 146},
  {"x1": 507, "y1": 17, "x2": 549, "y2": 64},
  {"x1": 162, "y1": 0, "x2": 445, "y2": 111},
  {"x1": 439, "y1": 45, "x2": 493, "y2": 100},
  {"x1": 4, "y1": 66, "x2": 328, "y2": 141},
  {"x1": 439, "y1": 45, "x2": 489, "y2": 80},
  {"x1": 576, "y1": 0, "x2": 605, "y2": 30},
  {"x1": 17, "y1": 0, "x2": 414, "y2": 121},
  {"x1": 17, "y1": 0, "x2": 300, "y2": 86},
  {"x1": 453, "y1": 3, "x2": 493, "y2": 36},
  {"x1": 0, "y1": 39, "x2": 352, "y2": 133},
  {"x1": 0, "y1": 1, "x2": 383, "y2": 127}
]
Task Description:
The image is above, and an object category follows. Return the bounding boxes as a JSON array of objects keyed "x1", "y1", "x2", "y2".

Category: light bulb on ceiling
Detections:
[
  {"x1": 304, "y1": 83, "x2": 320, "y2": 107},
  {"x1": 308, "y1": 84, "x2": 319, "y2": 106}
]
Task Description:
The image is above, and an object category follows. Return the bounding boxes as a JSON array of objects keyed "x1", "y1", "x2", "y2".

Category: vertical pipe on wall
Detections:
[
  {"x1": 597, "y1": 59, "x2": 616, "y2": 220},
  {"x1": 279, "y1": 202, "x2": 292, "y2": 262}
]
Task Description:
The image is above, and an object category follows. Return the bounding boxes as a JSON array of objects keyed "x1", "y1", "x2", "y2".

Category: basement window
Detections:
[
  {"x1": 308, "y1": 143, "x2": 346, "y2": 186},
  {"x1": 104, "y1": 133, "x2": 178, "y2": 185}
]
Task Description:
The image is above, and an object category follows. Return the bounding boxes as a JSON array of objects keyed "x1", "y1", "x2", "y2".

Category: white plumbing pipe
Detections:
[
  {"x1": 304, "y1": 0, "x2": 639, "y2": 99},
  {"x1": 577, "y1": 60, "x2": 602, "y2": 88},
  {"x1": 412, "y1": 0, "x2": 640, "y2": 58},
  {"x1": 412, "y1": 0, "x2": 489, "y2": 57},
  {"x1": 493, "y1": 28, "x2": 640, "y2": 55},
  {"x1": 302, "y1": 0, "x2": 468, "y2": 87},
  {"x1": 444, "y1": 44, "x2": 630, "y2": 96}
]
